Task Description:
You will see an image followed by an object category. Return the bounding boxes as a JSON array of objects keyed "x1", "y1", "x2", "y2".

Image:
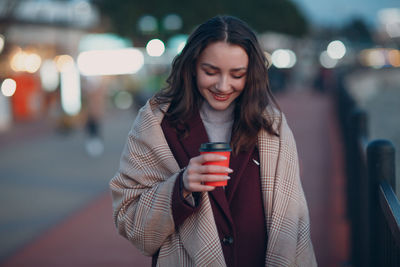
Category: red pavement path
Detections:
[
  {"x1": 278, "y1": 91, "x2": 350, "y2": 267},
  {"x1": 1, "y1": 91, "x2": 350, "y2": 267},
  {"x1": 1, "y1": 193, "x2": 151, "y2": 267}
]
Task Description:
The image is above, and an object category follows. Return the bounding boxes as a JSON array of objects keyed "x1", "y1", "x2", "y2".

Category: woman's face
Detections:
[{"x1": 195, "y1": 41, "x2": 248, "y2": 111}]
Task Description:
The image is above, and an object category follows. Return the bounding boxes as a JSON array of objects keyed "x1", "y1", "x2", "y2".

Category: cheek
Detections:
[
  {"x1": 234, "y1": 79, "x2": 246, "y2": 91},
  {"x1": 196, "y1": 74, "x2": 214, "y2": 89}
]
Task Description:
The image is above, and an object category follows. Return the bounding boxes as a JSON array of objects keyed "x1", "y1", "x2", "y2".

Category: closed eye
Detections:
[
  {"x1": 232, "y1": 74, "x2": 246, "y2": 79},
  {"x1": 205, "y1": 70, "x2": 217, "y2": 76},
  {"x1": 231, "y1": 71, "x2": 246, "y2": 79}
]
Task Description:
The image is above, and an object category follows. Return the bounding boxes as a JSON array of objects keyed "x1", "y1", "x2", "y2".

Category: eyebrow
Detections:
[{"x1": 200, "y1": 63, "x2": 247, "y2": 72}]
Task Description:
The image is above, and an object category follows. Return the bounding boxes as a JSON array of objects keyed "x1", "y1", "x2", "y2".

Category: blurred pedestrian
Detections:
[
  {"x1": 110, "y1": 15, "x2": 316, "y2": 266},
  {"x1": 83, "y1": 76, "x2": 106, "y2": 157}
]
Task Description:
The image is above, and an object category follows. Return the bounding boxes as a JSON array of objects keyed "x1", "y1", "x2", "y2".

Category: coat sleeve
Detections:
[{"x1": 109, "y1": 102, "x2": 182, "y2": 256}]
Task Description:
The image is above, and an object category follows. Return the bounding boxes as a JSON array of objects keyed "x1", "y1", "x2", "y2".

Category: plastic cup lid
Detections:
[{"x1": 199, "y1": 142, "x2": 232, "y2": 152}]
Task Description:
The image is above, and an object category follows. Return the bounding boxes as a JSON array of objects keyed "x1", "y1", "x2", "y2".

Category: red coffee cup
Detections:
[{"x1": 199, "y1": 142, "x2": 232, "y2": 187}]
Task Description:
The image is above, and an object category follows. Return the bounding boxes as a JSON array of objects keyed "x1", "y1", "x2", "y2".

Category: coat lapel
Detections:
[{"x1": 225, "y1": 144, "x2": 255, "y2": 204}]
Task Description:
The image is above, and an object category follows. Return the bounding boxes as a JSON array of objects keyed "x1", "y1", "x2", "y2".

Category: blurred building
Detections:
[{"x1": 0, "y1": 0, "x2": 101, "y2": 129}]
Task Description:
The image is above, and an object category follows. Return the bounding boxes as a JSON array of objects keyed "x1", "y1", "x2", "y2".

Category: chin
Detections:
[{"x1": 210, "y1": 102, "x2": 230, "y2": 111}]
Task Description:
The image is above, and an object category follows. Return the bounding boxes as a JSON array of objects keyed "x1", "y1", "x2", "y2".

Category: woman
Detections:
[{"x1": 110, "y1": 15, "x2": 317, "y2": 266}]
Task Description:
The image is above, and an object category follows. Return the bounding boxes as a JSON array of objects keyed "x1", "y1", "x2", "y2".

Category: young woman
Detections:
[{"x1": 110, "y1": 15, "x2": 317, "y2": 266}]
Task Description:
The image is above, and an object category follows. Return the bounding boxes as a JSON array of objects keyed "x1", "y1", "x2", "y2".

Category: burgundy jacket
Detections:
[{"x1": 159, "y1": 109, "x2": 267, "y2": 267}]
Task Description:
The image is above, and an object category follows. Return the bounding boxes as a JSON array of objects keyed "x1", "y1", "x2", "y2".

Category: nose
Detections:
[{"x1": 216, "y1": 75, "x2": 230, "y2": 92}]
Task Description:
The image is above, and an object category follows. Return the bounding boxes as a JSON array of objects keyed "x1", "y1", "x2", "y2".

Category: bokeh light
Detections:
[
  {"x1": 10, "y1": 49, "x2": 42, "y2": 73},
  {"x1": 77, "y1": 48, "x2": 144, "y2": 76},
  {"x1": 146, "y1": 39, "x2": 165, "y2": 57},
  {"x1": 163, "y1": 14, "x2": 182, "y2": 31},
  {"x1": 60, "y1": 61, "x2": 81, "y2": 116},
  {"x1": 320, "y1": 51, "x2": 338, "y2": 68},
  {"x1": 25, "y1": 53, "x2": 42, "y2": 73},
  {"x1": 10, "y1": 49, "x2": 25, "y2": 72},
  {"x1": 388, "y1": 49, "x2": 400, "y2": 67},
  {"x1": 78, "y1": 33, "x2": 132, "y2": 52},
  {"x1": 1, "y1": 78, "x2": 17, "y2": 97},
  {"x1": 74, "y1": 0, "x2": 91, "y2": 17},
  {"x1": 55, "y1": 55, "x2": 75, "y2": 73},
  {"x1": 138, "y1": 15, "x2": 158, "y2": 33},
  {"x1": 168, "y1": 34, "x2": 188, "y2": 54},
  {"x1": 327, "y1": 40, "x2": 346, "y2": 60},
  {"x1": 271, "y1": 49, "x2": 297, "y2": 68},
  {"x1": 40, "y1": 59, "x2": 59, "y2": 92},
  {"x1": 114, "y1": 91, "x2": 133, "y2": 110},
  {"x1": 360, "y1": 49, "x2": 386, "y2": 69},
  {"x1": 0, "y1": 34, "x2": 4, "y2": 54},
  {"x1": 378, "y1": 8, "x2": 400, "y2": 38}
]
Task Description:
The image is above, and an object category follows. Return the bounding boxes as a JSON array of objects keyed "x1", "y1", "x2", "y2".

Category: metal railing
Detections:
[{"x1": 336, "y1": 81, "x2": 400, "y2": 267}]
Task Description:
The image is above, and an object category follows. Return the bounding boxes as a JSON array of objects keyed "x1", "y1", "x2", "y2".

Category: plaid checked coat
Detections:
[{"x1": 110, "y1": 99, "x2": 317, "y2": 267}]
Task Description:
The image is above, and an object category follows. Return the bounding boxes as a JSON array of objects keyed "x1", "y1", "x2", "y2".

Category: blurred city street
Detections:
[
  {"x1": 1, "y1": 0, "x2": 399, "y2": 266},
  {"x1": 0, "y1": 108, "x2": 136, "y2": 263},
  {"x1": 0, "y1": 89, "x2": 350, "y2": 267}
]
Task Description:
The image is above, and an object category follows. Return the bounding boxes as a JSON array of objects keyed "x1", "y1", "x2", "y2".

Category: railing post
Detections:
[
  {"x1": 367, "y1": 140, "x2": 396, "y2": 266},
  {"x1": 348, "y1": 109, "x2": 368, "y2": 267},
  {"x1": 349, "y1": 109, "x2": 368, "y2": 142}
]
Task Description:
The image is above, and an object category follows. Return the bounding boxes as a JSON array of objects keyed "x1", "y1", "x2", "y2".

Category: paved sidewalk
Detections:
[
  {"x1": 0, "y1": 90, "x2": 350, "y2": 267},
  {"x1": 278, "y1": 90, "x2": 350, "y2": 267}
]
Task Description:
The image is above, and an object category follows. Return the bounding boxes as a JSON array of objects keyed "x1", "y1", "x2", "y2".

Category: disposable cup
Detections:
[{"x1": 199, "y1": 142, "x2": 231, "y2": 187}]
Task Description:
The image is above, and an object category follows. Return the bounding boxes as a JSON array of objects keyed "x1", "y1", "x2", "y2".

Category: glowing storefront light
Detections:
[
  {"x1": 388, "y1": 49, "x2": 400, "y2": 67},
  {"x1": 78, "y1": 33, "x2": 132, "y2": 52},
  {"x1": 10, "y1": 49, "x2": 26, "y2": 72},
  {"x1": 60, "y1": 61, "x2": 81, "y2": 116},
  {"x1": 55, "y1": 55, "x2": 74, "y2": 72},
  {"x1": 25, "y1": 53, "x2": 42, "y2": 73},
  {"x1": 359, "y1": 48, "x2": 400, "y2": 68},
  {"x1": 320, "y1": 51, "x2": 338, "y2": 68},
  {"x1": 40, "y1": 59, "x2": 59, "y2": 92},
  {"x1": 327, "y1": 40, "x2": 346, "y2": 60},
  {"x1": 1, "y1": 78, "x2": 17, "y2": 97},
  {"x1": 10, "y1": 50, "x2": 42, "y2": 73},
  {"x1": 77, "y1": 48, "x2": 144, "y2": 76},
  {"x1": 0, "y1": 34, "x2": 5, "y2": 54},
  {"x1": 271, "y1": 49, "x2": 296, "y2": 69},
  {"x1": 146, "y1": 39, "x2": 165, "y2": 57},
  {"x1": 360, "y1": 49, "x2": 386, "y2": 69}
]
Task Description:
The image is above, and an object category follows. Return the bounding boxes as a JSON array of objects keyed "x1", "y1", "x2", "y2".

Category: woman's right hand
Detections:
[{"x1": 181, "y1": 154, "x2": 232, "y2": 197}]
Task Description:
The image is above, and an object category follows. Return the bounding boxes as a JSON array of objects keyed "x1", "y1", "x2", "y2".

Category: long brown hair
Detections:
[{"x1": 155, "y1": 15, "x2": 280, "y2": 155}]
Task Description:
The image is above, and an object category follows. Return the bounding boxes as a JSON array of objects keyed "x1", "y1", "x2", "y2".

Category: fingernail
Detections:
[
  {"x1": 226, "y1": 168, "x2": 233, "y2": 173},
  {"x1": 226, "y1": 176, "x2": 231, "y2": 180}
]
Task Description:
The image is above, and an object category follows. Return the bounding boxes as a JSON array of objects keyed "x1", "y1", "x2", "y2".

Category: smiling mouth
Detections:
[{"x1": 210, "y1": 91, "x2": 231, "y2": 101}]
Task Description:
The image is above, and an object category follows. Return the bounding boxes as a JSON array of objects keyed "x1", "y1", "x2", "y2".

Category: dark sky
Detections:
[{"x1": 291, "y1": 0, "x2": 400, "y2": 28}]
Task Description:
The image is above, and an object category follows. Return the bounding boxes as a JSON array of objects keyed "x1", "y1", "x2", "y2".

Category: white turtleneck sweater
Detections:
[{"x1": 199, "y1": 101, "x2": 234, "y2": 143}]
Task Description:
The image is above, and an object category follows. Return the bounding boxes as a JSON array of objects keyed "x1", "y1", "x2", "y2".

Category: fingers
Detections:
[
  {"x1": 182, "y1": 154, "x2": 233, "y2": 194},
  {"x1": 192, "y1": 153, "x2": 228, "y2": 165},
  {"x1": 184, "y1": 174, "x2": 230, "y2": 192},
  {"x1": 182, "y1": 167, "x2": 231, "y2": 193},
  {"x1": 199, "y1": 164, "x2": 233, "y2": 175},
  {"x1": 189, "y1": 154, "x2": 232, "y2": 174}
]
